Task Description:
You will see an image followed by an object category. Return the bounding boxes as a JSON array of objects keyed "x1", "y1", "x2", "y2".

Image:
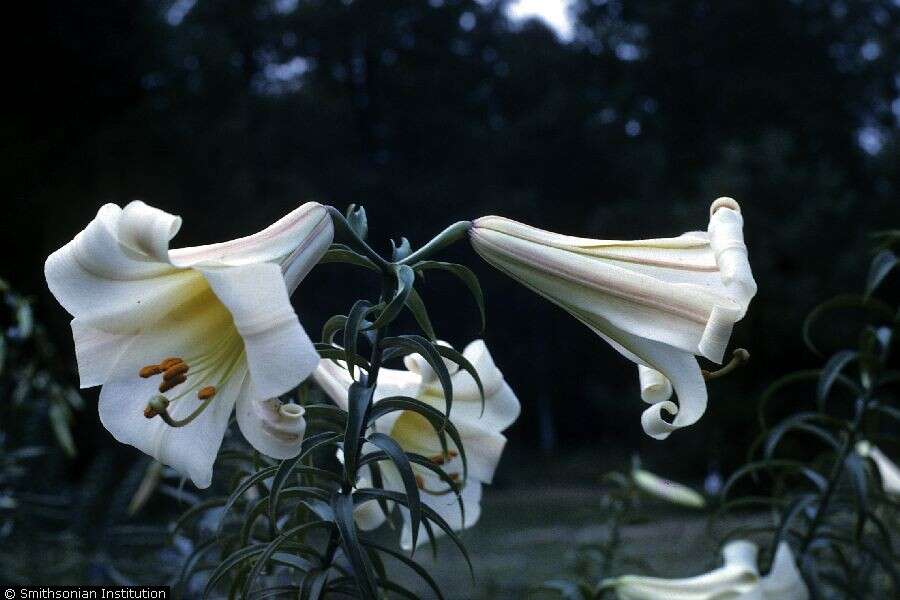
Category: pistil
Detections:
[{"x1": 702, "y1": 348, "x2": 750, "y2": 381}]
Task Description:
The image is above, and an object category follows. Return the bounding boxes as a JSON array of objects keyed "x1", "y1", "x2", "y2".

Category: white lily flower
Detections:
[
  {"x1": 45, "y1": 201, "x2": 332, "y2": 487},
  {"x1": 603, "y1": 540, "x2": 808, "y2": 599},
  {"x1": 470, "y1": 197, "x2": 756, "y2": 439},
  {"x1": 856, "y1": 440, "x2": 900, "y2": 498},
  {"x1": 314, "y1": 340, "x2": 520, "y2": 549},
  {"x1": 631, "y1": 468, "x2": 706, "y2": 509}
]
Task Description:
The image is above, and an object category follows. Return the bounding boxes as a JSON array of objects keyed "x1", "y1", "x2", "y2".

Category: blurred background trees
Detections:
[{"x1": 7, "y1": 0, "x2": 900, "y2": 485}]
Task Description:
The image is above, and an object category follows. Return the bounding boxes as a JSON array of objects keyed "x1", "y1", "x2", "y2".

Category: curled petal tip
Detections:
[{"x1": 711, "y1": 197, "x2": 741, "y2": 215}]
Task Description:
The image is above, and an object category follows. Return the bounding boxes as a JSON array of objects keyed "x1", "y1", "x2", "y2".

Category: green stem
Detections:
[
  {"x1": 799, "y1": 394, "x2": 869, "y2": 556},
  {"x1": 399, "y1": 221, "x2": 472, "y2": 265},
  {"x1": 326, "y1": 206, "x2": 391, "y2": 272}
]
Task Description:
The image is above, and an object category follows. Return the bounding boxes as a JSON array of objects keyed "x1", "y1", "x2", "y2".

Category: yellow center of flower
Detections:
[{"x1": 138, "y1": 327, "x2": 244, "y2": 427}]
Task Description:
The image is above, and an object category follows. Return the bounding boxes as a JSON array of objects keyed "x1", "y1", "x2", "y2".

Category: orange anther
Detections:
[
  {"x1": 163, "y1": 362, "x2": 189, "y2": 381},
  {"x1": 159, "y1": 374, "x2": 187, "y2": 393},
  {"x1": 139, "y1": 365, "x2": 163, "y2": 378},
  {"x1": 160, "y1": 357, "x2": 184, "y2": 369},
  {"x1": 197, "y1": 386, "x2": 217, "y2": 400},
  {"x1": 415, "y1": 475, "x2": 425, "y2": 490}
]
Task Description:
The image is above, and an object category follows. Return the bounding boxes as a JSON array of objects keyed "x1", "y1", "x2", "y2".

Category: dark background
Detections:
[{"x1": 7, "y1": 0, "x2": 900, "y2": 487}]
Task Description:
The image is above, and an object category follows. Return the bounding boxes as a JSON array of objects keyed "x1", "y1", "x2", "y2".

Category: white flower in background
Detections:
[
  {"x1": 856, "y1": 440, "x2": 900, "y2": 498},
  {"x1": 314, "y1": 340, "x2": 520, "y2": 549},
  {"x1": 603, "y1": 540, "x2": 808, "y2": 599},
  {"x1": 469, "y1": 197, "x2": 756, "y2": 439},
  {"x1": 45, "y1": 201, "x2": 333, "y2": 487},
  {"x1": 631, "y1": 468, "x2": 706, "y2": 509}
]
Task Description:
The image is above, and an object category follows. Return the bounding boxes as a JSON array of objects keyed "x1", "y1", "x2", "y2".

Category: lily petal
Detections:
[
  {"x1": 399, "y1": 478, "x2": 483, "y2": 551},
  {"x1": 202, "y1": 263, "x2": 318, "y2": 399},
  {"x1": 97, "y1": 293, "x2": 246, "y2": 488}
]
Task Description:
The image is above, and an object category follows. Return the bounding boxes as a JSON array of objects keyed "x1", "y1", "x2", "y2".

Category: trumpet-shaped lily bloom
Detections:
[
  {"x1": 631, "y1": 468, "x2": 706, "y2": 509},
  {"x1": 314, "y1": 340, "x2": 520, "y2": 549},
  {"x1": 856, "y1": 441, "x2": 900, "y2": 498},
  {"x1": 470, "y1": 198, "x2": 756, "y2": 439},
  {"x1": 603, "y1": 540, "x2": 808, "y2": 599},
  {"x1": 45, "y1": 201, "x2": 332, "y2": 487}
]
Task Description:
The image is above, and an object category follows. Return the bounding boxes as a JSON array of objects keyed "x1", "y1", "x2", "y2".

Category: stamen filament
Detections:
[{"x1": 156, "y1": 395, "x2": 216, "y2": 428}]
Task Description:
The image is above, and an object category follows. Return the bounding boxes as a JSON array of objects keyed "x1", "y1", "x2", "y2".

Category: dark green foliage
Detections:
[
  {"x1": 719, "y1": 237, "x2": 900, "y2": 599},
  {"x1": 0, "y1": 280, "x2": 83, "y2": 576}
]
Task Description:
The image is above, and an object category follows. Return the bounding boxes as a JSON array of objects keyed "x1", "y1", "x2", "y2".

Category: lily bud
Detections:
[
  {"x1": 470, "y1": 198, "x2": 756, "y2": 439},
  {"x1": 237, "y1": 399, "x2": 307, "y2": 460},
  {"x1": 856, "y1": 440, "x2": 900, "y2": 498},
  {"x1": 631, "y1": 468, "x2": 706, "y2": 509}
]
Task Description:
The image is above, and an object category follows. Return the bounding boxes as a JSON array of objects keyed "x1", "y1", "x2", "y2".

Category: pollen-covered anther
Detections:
[
  {"x1": 198, "y1": 386, "x2": 217, "y2": 400},
  {"x1": 139, "y1": 365, "x2": 163, "y2": 378},
  {"x1": 163, "y1": 362, "x2": 190, "y2": 381},
  {"x1": 159, "y1": 374, "x2": 188, "y2": 393},
  {"x1": 448, "y1": 473, "x2": 460, "y2": 482},
  {"x1": 160, "y1": 357, "x2": 184, "y2": 370},
  {"x1": 415, "y1": 474, "x2": 426, "y2": 490}
]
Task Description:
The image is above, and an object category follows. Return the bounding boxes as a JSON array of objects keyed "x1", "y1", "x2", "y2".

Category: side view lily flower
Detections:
[
  {"x1": 45, "y1": 201, "x2": 332, "y2": 487},
  {"x1": 856, "y1": 440, "x2": 900, "y2": 498},
  {"x1": 469, "y1": 197, "x2": 756, "y2": 439},
  {"x1": 314, "y1": 339, "x2": 520, "y2": 549},
  {"x1": 631, "y1": 467, "x2": 706, "y2": 509},
  {"x1": 602, "y1": 540, "x2": 808, "y2": 599}
]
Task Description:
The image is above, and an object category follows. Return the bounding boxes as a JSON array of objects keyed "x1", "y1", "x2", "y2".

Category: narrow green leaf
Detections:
[
  {"x1": 721, "y1": 460, "x2": 826, "y2": 501},
  {"x1": 361, "y1": 539, "x2": 447, "y2": 600},
  {"x1": 333, "y1": 493, "x2": 380, "y2": 599},
  {"x1": 380, "y1": 335, "x2": 453, "y2": 422},
  {"x1": 269, "y1": 455, "x2": 303, "y2": 526},
  {"x1": 171, "y1": 497, "x2": 227, "y2": 536},
  {"x1": 353, "y1": 488, "x2": 474, "y2": 578},
  {"x1": 414, "y1": 261, "x2": 486, "y2": 332},
  {"x1": 404, "y1": 288, "x2": 437, "y2": 341},
  {"x1": 345, "y1": 300, "x2": 373, "y2": 374},
  {"x1": 299, "y1": 570, "x2": 329, "y2": 600},
  {"x1": 320, "y1": 248, "x2": 379, "y2": 271},
  {"x1": 343, "y1": 383, "x2": 375, "y2": 481},
  {"x1": 366, "y1": 432, "x2": 423, "y2": 552},
  {"x1": 764, "y1": 412, "x2": 842, "y2": 458},
  {"x1": 817, "y1": 350, "x2": 858, "y2": 401},
  {"x1": 203, "y1": 544, "x2": 266, "y2": 599},
  {"x1": 366, "y1": 265, "x2": 415, "y2": 331},
  {"x1": 865, "y1": 249, "x2": 897, "y2": 297},
  {"x1": 366, "y1": 396, "x2": 467, "y2": 482},
  {"x1": 803, "y1": 294, "x2": 894, "y2": 357},
  {"x1": 218, "y1": 466, "x2": 279, "y2": 535},
  {"x1": 242, "y1": 521, "x2": 334, "y2": 598},
  {"x1": 321, "y1": 315, "x2": 348, "y2": 345},
  {"x1": 432, "y1": 343, "x2": 485, "y2": 415},
  {"x1": 773, "y1": 494, "x2": 817, "y2": 549}
]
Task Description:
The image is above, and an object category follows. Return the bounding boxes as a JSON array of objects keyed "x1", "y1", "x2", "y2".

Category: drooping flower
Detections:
[
  {"x1": 856, "y1": 440, "x2": 900, "y2": 498},
  {"x1": 631, "y1": 467, "x2": 706, "y2": 509},
  {"x1": 45, "y1": 201, "x2": 332, "y2": 487},
  {"x1": 602, "y1": 540, "x2": 808, "y2": 599},
  {"x1": 469, "y1": 198, "x2": 756, "y2": 439},
  {"x1": 314, "y1": 340, "x2": 520, "y2": 549}
]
